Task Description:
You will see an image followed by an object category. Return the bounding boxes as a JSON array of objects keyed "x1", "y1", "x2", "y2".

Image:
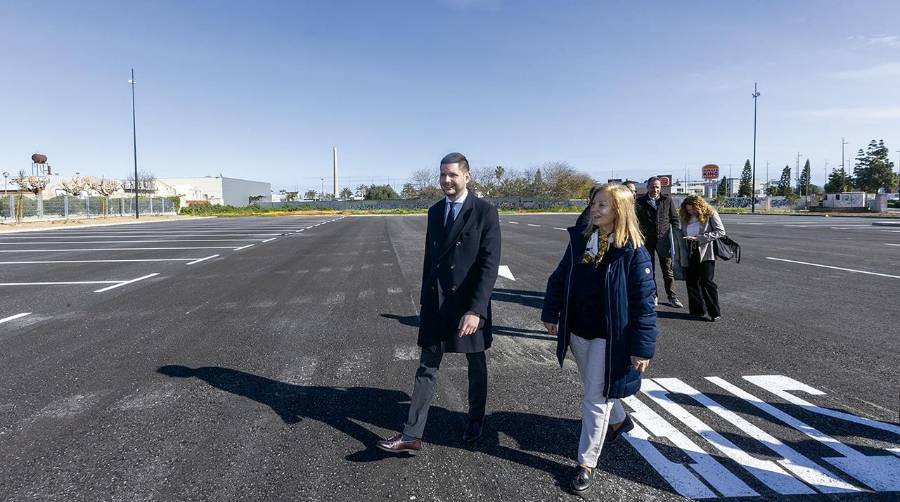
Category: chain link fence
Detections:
[{"x1": 0, "y1": 194, "x2": 179, "y2": 222}]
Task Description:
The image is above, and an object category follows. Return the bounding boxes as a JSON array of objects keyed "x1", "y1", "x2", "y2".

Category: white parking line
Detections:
[
  {"x1": 94, "y1": 273, "x2": 160, "y2": 293},
  {"x1": 554, "y1": 227, "x2": 567, "y2": 231},
  {"x1": 0, "y1": 246, "x2": 244, "y2": 253},
  {"x1": 527, "y1": 223, "x2": 541, "y2": 227},
  {"x1": 186, "y1": 254, "x2": 219, "y2": 265},
  {"x1": 0, "y1": 258, "x2": 205, "y2": 264},
  {"x1": 508, "y1": 221, "x2": 519, "y2": 224},
  {"x1": 885, "y1": 243, "x2": 900, "y2": 247},
  {"x1": 0, "y1": 239, "x2": 265, "y2": 244},
  {"x1": 233, "y1": 244, "x2": 255, "y2": 251},
  {"x1": 765, "y1": 257, "x2": 900, "y2": 279},
  {"x1": 0, "y1": 312, "x2": 31, "y2": 324},
  {"x1": 261, "y1": 238, "x2": 277, "y2": 243}
]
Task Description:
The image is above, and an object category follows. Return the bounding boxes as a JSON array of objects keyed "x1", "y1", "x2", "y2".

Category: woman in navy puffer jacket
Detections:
[{"x1": 541, "y1": 183, "x2": 658, "y2": 494}]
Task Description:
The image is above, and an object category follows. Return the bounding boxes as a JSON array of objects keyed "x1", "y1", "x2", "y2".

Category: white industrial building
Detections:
[{"x1": 156, "y1": 176, "x2": 271, "y2": 207}]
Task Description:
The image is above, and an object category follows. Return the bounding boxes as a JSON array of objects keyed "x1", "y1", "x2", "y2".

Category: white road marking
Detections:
[
  {"x1": 0, "y1": 239, "x2": 265, "y2": 244},
  {"x1": 0, "y1": 312, "x2": 31, "y2": 324},
  {"x1": 1, "y1": 280, "x2": 121, "y2": 287},
  {"x1": 387, "y1": 287, "x2": 403, "y2": 294},
  {"x1": 233, "y1": 244, "x2": 255, "y2": 251},
  {"x1": 498, "y1": 265, "x2": 515, "y2": 281},
  {"x1": 708, "y1": 376, "x2": 897, "y2": 492},
  {"x1": 765, "y1": 257, "x2": 900, "y2": 279},
  {"x1": 527, "y1": 223, "x2": 540, "y2": 227},
  {"x1": 508, "y1": 221, "x2": 519, "y2": 224},
  {"x1": 261, "y1": 237, "x2": 277, "y2": 243},
  {"x1": 93, "y1": 273, "x2": 160, "y2": 293},
  {"x1": 0, "y1": 246, "x2": 245, "y2": 253},
  {"x1": 641, "y1": 379, "x2": 814, "y2": 495},
  {"x1": 554, "y1": 227, "x2": 567, "y2": 231},
  {"x1": 743, "y1": 375, "x2": 900, "y2": 435},
  {"x1": 392, "y1": 346, "x2": 419, "y2": 361},
  {"x1": 654, "y1": 378, "x2": 859, "y2": 494},
  {"x1": 0, "y1": 258, "x2": 201, "y2": 264},
  {"x1": 186, "y1": 254, "x2": 219, "y2": 265},
  {"x1": 623, "y1": 395, "x2": 755, "y2": 498},
  {"x1": 885, "y1": 243, "x2": 900, "y2": 247}
]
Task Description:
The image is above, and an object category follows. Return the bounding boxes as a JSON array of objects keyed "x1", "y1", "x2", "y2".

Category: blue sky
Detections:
[{"x1": 2, "y1": 0, "x2": 899, "y2": 194}]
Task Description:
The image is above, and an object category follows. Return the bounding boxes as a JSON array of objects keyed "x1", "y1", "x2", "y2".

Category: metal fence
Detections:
[
  {"x1": 0, "y1": 194, "x2": 178, "y2": 221},
  {"x1": 259, "y1": 197, "x2": 589, "y2": 211}
]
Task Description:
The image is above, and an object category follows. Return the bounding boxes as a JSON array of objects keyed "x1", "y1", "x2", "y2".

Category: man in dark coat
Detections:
[
  {"x1": 634, "y1": 177, "x2": 684, "y2": 307},
  {"x1": 377, "y1": 152, "x2": 501, "y2": 454}
]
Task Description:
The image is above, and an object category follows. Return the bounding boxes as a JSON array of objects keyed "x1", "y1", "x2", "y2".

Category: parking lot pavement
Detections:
[
  {"x1": 0, "y1": 216, "x2": 344, "y2": 330},
  {"x1": 0, "y1": 214, "x2": 897, "y2": 500}
]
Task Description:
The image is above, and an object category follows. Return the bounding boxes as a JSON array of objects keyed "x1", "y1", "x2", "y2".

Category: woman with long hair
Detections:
[
  {"x1": 541, "y1": 184, "x2": 658, "y2": 494},
  {"x1": 678, "y1": 195, "x2": 726, "y2": 321}
]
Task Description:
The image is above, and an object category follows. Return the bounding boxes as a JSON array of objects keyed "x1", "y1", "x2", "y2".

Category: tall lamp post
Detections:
[
  {"x1": 2, "y1": 171, "x2": 8, "y2": 220},
  {"x1": 751, "y1": 83, "x2": 760, "y2": 213},
  {"x1": 129, "y1": 68, "x2": 139, "y2": 219}
]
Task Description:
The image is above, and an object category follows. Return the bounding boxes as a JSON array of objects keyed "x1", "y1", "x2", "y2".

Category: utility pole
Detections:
[
  {"x1": 841, "y1": 138, "x2": 848, "y2": 174},
  {"x1": 751, "y1": 83, "x2": 760, "y2": 212},
  {"x1": 332, "y1": 146, "x2": 338, "y2": 198},
  {"x1": 128, "y1": 68, "x2": 139, "y2": 218},
  {"x1": 796, "y1": 152, "x2": 801, "y2": 196}
]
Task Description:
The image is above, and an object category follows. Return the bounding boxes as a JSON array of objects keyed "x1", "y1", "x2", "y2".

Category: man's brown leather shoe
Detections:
[{"x1": 376, "y1": 434, "x2": 422, "y2": 455}]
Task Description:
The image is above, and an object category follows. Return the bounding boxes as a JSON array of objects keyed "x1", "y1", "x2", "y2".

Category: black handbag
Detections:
[{"x1": 713, "y1": 235, "x2": 741, "y2": 263}]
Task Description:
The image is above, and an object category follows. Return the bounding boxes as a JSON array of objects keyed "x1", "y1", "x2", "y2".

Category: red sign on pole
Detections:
[
  {"x1": 655, "y1": 175, "x2": 671, "y2": 187},
  {"x1": 702, "y1": 164, "x2": 720, "y2": 180}
]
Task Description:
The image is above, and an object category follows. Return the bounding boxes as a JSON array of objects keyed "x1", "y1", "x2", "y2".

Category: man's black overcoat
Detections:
[{"x1": 418, "y1": 195, "x2": 500, "y2": 353}]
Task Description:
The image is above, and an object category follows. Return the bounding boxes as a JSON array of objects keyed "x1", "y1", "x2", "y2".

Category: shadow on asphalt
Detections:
[
  {"x1": 379, "y1": 314, "x2": 554, "y2": 341},
  {"x1": 156, "y1": 365, "x2": 681, "y2": 496},
  {"x1": 491, "y1": 288, "x2": 544, "y2": 310}
]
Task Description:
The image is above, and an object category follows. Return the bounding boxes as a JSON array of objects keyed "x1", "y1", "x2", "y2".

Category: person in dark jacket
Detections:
[
  {"x1": 378, "y1": 152, "x2": 501, "y2": 455},
  {"x1": 542, "y1": 184, "x2": 657, "y2": 494},
  {"x1": 635, "y1": 177, "x2": 683, "y2": 308}
]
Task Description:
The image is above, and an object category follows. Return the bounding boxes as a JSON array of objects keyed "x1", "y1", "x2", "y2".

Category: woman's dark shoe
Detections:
[
  {"x1": 605, "y1": 413, "x2": 635, "y2": 443},
  {"x1": 571, "y1": 465, "x2": 594, "y2": 493}
]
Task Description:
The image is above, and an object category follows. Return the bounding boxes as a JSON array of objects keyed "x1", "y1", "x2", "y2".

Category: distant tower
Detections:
[{"x1": 332, "y1": 146, "x2": 338, "y2": 197}]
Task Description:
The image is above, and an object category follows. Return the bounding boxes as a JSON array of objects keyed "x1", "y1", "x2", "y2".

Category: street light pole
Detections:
[
  {"x1": 129, "y1": 68, "x2": 139, "y2": 219},
  {"x1": 751, "y1": 83, "x2": 760, "y2": 213}
]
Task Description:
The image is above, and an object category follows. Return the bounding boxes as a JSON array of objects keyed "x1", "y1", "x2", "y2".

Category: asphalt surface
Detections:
[{"x1": 0, "y1": 214, "x2": 898, "y2": 501}]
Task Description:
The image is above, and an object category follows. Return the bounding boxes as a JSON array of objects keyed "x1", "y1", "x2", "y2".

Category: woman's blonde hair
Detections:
[
  {"x1": 680, "y1": 195, "x2": 714, "y2": 224},
  {"x1": 583, "y1": 184, "x2": 644, "y2": 248}
]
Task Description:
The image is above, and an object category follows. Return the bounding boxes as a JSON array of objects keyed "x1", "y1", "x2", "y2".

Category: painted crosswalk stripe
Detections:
[
  {"x1": 641, "y1": 379, "x2": 814, "y2": 495},
  {"x1": 742, "y1": 375, "x2": 900, "y2": 435},
  {"x1": 654, "y1": 378, "x2": 859, "y2": 494},
  {"x1": 708, "y1": 376, "x2": 897, "y2": 492},
  {"x1": 623, "y1": 395, "x2": 755, "y2": 498}
]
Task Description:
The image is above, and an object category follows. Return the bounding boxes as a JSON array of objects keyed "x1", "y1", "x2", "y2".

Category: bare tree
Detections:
[
  {"x1": 123, "y1": 169, "x2": 157, "y2": 194},
  {"x1": 541, "y1": 161, "x2": 594, "y2": 198},
  {"x1": 60, "y1": 176, "x2": 89, "y2": 197},
  {"x1": 85, "y1": 177, "x2": 120, "y2": 216}
]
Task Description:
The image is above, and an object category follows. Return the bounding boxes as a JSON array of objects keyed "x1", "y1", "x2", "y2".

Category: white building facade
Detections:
[{"x1": 156, "y1": 176, "x2": 271, "y2": 207}]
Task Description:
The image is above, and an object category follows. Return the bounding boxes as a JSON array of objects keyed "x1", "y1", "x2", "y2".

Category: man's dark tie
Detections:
[{"x1": 444, "y1": 202, "x2": 456, "y2": 231}]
